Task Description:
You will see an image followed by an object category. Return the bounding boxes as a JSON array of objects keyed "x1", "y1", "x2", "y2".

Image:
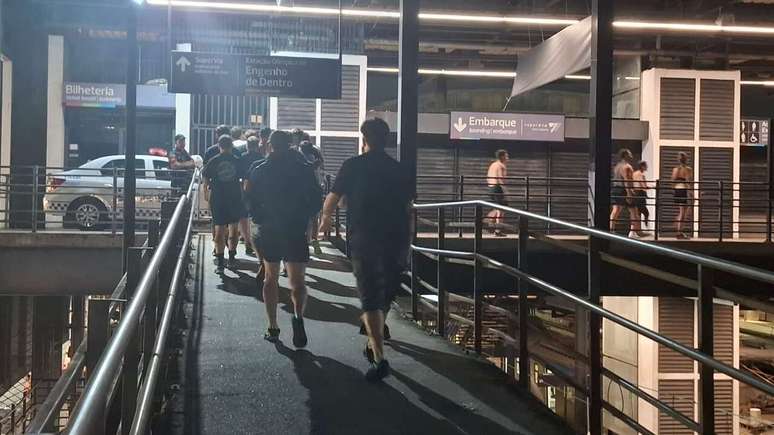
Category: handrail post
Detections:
[
  {"x1": 437, "y1": 208, "x2": 447, "y2": 337},
  {"x1": 718, "y1": 181, "x2": 724, "y2": 242},
  {"x1": 458, "y1": 175, "x2": 464, "y2": 238},
  {"x1": 654, "y1": 180, "x2": 660, "y2": 241},
  {"x1": 112, "y1": 167, "x2": 118, "y2": 236},
  {"x1": 31, "y1": 165, "x2": 39, "y2": 232},
  {"x1": 517, "y1": 215, "x2": 529, "y2": 389},
  {"x1": 411, "y1": 208, "x2": 419, "y2": 321},
  {"x1": 121, "y1": 248, "x2": 143, "y2": 435},
  {"x1": 588, "y1": 235, "x2": 604, "y2": 435},
  {"x1": 473, "y1": 205, "x2": 483, "y2": 355},
  {"x1": 698, "y1": 264, "x2": 716, "y2": 435}
]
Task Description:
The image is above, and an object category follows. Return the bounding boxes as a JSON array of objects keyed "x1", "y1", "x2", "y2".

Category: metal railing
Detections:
[
  {"x1": 407, "y1": 199, "x2": 774, "y2": 434},
  {"x1": 0, "y1": 165, "x2": 208, "y2": 234},
  {"x1": 24, "y1": 170, "x2": 200, "y2": 434},
  {"x1": 408, "y1": 175, "x2": 773, "y2": 241}
]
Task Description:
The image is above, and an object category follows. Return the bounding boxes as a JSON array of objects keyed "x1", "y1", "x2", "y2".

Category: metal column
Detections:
[
  {"x1": 397, "y1": 0, "x2": 419, "y2": 195},
  {"x1": 588, "y1": 0, "x2": 614, "y2": 433},
  {"x1": 123, "y1": 3, "x2": 139, "y2": 270}
]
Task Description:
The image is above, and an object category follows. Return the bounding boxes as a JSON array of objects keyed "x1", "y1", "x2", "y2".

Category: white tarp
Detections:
[{"x1": 510, "y1": 16, "x2": 591, "y2": 97}]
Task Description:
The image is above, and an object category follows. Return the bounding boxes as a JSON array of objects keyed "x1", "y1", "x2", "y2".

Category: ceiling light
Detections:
[
  {"x1": 614, "y1": 20, "x2": 774, "y2": 34},
  {"x1": 564, "y1": 74, "x2": 591, "y2": 80},
  {"x1": 741, "y1": 80, "x2": 774, "y2": 86},
  {"x1": 418, "y1": 12, "x2": 577, "y2": 26},
  {"x1": 368, "y1": 67, "x2": 400, "y2": 73},
  {"x1": 419, "y1": 68, "x2": 516, "y2": 77}
]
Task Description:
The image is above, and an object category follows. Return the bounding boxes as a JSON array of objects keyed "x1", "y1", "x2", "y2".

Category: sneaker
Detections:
[
  {"x1": 281, "y1": 267, "x2": 288, "y2": 278},
  {"x1": 363, "y1": 344, "x2": 375, "y2": 363},
  {"x1": 292, "y1": 317, "x2": 308, "y2": 348},
  {"x1": 216, "y1": 256, "x2": 225, "y2": 274},
  {"x1": 312, "y1": 240, "x2": 323, "y2": 255},
  {"x1": 365, "y1": 359, "x2": 391, "y2": 382},
  {"x1": 245, "y1": 245, "x2": 256, "y2": 257},
  {"x1": 227, "y1": 256, "x2": 238, "y2": 269},
  {"x1": 264, "y1": 328, "x2": 280, "y2": 343}
]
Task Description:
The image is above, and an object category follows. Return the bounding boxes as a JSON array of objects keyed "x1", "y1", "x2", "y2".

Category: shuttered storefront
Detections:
[
  {"x1": 658, "y1": 147, "x2": 695, "y2": 237},
  {"x1": 698, "y1": 148, "x2": 734, "y2": 238},
  {"x1": 660, "y1": 78, "x2": 696, "y2": 140}
]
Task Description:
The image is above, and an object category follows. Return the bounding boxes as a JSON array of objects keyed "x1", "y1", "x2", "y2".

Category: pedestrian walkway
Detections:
[{"x1": 173, "y1": 236, "x2": 571, "y2": 435}]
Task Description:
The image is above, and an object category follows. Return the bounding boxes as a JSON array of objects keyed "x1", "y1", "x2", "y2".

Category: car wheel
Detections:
[{"x1": 68, "y1": 198, "x2": 107, "y2": 231}]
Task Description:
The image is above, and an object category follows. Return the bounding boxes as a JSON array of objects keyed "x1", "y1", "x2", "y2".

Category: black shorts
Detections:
[
  {"x1": 674, "y1": 189, "x2": 688, "y2": 205},
  {"x1": 211, "y1": 200, "x2": 246, "y2": 226},
  {"x1": 633, "y1": 190, "x2": 647, "y2": 208},
  {"x1": 488, "y1": 185, "x2": 508, "y2": 206},
  {"x1": 612, "y1": 186, "x2": 628, "y2": 206},
  {"x1": 350, "y1": 246, "x2": 407, "y2": 312},
  {"x1": 256, "y1": 230, "x2": 309, "y2": 263}
]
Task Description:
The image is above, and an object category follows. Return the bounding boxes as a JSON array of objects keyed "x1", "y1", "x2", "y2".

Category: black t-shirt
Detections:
[
  {"x1": 240, "y1": 151, "x2": 264, "y2": 175},
  {"x1": 204, "y1": 143, "x2": 242, "y2": 165},
  {"x1": 169, "y1": 146, "x2": 194, "y2": 187},
  {"x1": 202, "y1": 152, "x2": 244, "y2": 207},
  {"x1": 247, "y1": 151, "x2": 322, "y2": 233},
  {"x1": 332, "y1": 150, "x2": 412, "y2": 250}
]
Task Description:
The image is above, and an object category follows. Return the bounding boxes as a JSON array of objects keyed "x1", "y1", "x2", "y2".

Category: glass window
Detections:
[
  {"x1": 100, "y1": 159, "x2": 146, "y2": 178},
  {"x1": 153, "y1": 159, "x2": 172, "y2": 181}
]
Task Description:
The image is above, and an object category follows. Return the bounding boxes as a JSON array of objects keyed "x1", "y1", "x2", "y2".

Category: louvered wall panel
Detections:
[
  {"x1": 658, "y1": 379, "x2": 695, "y2": 434},
  {"x1": 549, "y1": 151, "x2": 589, "y2": 229},
  {"x1": 320, "y1": 137, "x2": 358, "y2": 176},
  {"x1": 699, "y1": 79, "x2": 735, "y2": 142},
  {"x1": 714, "y1": 304, "x2": 734, "y2": 366},
  {"x1": 190, "y1": 94, "x2": 268, "y2": 155},
  {"x1": 321, "y1": 65, "x2": 359, "y2": 131},
  {"x1": 417, "y1": 147, "x2": 456, "y2": 203},
  {"x1": 698, "y1": 147, "x2": 733, "y2": 238},
  {"x1": 276, "y1": 98, "x2": 316, "y2": 131},
  {"x1": 658, "y1": 298, "x2": 695, "y2": 372},
  {"x1": 660, "y1": 78, "x2": 696, "y2": 140},
  {"x1": 658, "y1": 147, "x2": 694, "y2": 237},
  {"x1": 715, "y1": 379, "x2": 734, "y2": 435}
]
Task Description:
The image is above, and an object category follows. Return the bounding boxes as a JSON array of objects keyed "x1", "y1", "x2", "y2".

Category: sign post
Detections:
[{"x1": 169, "y1": 51, "x2": 342, "y2": 99}]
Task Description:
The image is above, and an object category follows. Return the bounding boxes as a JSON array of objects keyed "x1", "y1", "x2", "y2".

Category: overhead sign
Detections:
[
  {"x1": 169, "y1": 51, "x2": 341, "y2": 98},
  {"x1": 449, "y1": 112, "x2": 565, "y2": 142},
  {"x1": 740, "y1": 119, "x2": 769, "y2": 146},
  {"x1": 64, "y1": 82, "x2": 126, "y2": 108}
]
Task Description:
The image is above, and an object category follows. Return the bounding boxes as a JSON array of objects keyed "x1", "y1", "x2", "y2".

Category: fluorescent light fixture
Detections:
[
  {"x1": 418, "y1": 12, "x2": 577, "y2": 26},
  {"x1": 368, "y1": 67, "x2": 400, "y2": 73},
  {"x1": 564, "y1": 74, "x2": 591, "y2": 80},
  {"x1": 614, "y1": 20, "x2": 774, "y2": 35},
  {"x1": 367, "y1": 67, "x2": 515, "y2": 78},
  {"x1": 741, "y1": 80, "x2": 774, "y2": 86},
  {"x1": 146, "y1": 1, "x2": 774, "y2": 36}
]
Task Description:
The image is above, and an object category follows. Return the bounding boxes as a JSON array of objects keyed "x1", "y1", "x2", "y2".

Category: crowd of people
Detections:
[{"x1": 181, "y1": 118, "x2": 410, "y2": 382}]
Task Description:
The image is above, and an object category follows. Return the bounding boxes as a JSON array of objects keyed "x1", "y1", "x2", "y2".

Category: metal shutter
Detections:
[
  {"x1": 713, "y1": 304, "x2": 734, "y2": 366},
  {"x1": 658, "y1": 379, "x2": 695, "y2": 434},
  {"x1": 320, "y1": 136, "x2": 358, "y2": 176},
  {"x1": 657, "y1": 147, "x2": 694, "y2": 238},
  {"x1": 548, "y1": 151, "x2": 589, "y2": 230},
  {"x1": 660, "y1": 78, "x2": 696, "y2": 140},
  {"x1": 417, "y1": 146, "x2": 456, "y2": 203},
  {"x1": 699, "y1": 79, "x2": 735, "y2": 142},
  {"x1": 190, "y1": 94, "x2": 267, "y2": 155},
  {"x1": 740, "y1": 148, "x2": 768, "y2": 235},
  {"x1": 698, "y1": 147, "x2": 733, "y2": 238},
  {"x1": 321, "y1": 65, "x2": 359, "y2": 131},
  {"x1": 714, "y1": 379, "x2": 734, "y2": 435},
  {"x1": 276, "y1": 98, "x2": 316, "y2": 131},
  {"x1": 658, "y1": 298, "x2": 694, "y2": 373}
]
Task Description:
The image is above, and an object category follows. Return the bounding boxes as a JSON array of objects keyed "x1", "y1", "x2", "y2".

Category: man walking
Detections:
[
  {"x1": 202, "y1": 135, "x2": 246, "y2": 273},
  {"x1": 486, "y1": 149, "x2": 509, "y2": 236},
  {"x1": 320, "y1": 118, "x2": 412, "y2": 381},
  {"x1": 246, "y1": 130, "x2": 322, "y2": 347}
]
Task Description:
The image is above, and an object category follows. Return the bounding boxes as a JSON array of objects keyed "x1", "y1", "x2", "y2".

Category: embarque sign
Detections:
[
  {"x1": 449, "y1": 111, "x2": 565, "y2": 142},
  {"x1": 169, "y1": 51, "x2": 341, "y2": 99}
]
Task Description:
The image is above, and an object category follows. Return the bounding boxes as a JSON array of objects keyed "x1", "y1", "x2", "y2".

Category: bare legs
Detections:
[
  {"x1": 362, "y1": 310, "x2": 385, "y2": 363},
  {"x1": 676, "y1": 205, "x2": 691, "y2": 237},
  {"x1": 609, "y1": 205, "x2": 622, "y2": 232},
  {"x1": 262, "y1": 261, "x2": 307, "y2": 330},
  {"x1": 214, "y1": 225, "x2": 227, "y2": 255}
]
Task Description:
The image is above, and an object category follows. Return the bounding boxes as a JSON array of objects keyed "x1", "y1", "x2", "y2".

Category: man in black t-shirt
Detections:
[
  {"x1": 202, "y1": 135, "x2": 247, "y2": 273},
  {"x1": 319, "y1": 118, "x2": 412, "y2": 382},
  {"x1": 246, "y1": 130, "x2": 322, "y2": 347},
  {"x1": 204, "y1": 125, "x2": 243, "y2": 164},
  {"x1": 168, "y1": 134, "x2": 195, "y2": 196}
]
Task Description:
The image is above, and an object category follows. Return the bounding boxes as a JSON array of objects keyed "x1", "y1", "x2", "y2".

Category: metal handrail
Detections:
[
  {"x1": 65, "y1": 175, "x2": 197, "y2": 433},
  {"x1": 414, "y1": 200, "x2": 774, "y2": 285}
]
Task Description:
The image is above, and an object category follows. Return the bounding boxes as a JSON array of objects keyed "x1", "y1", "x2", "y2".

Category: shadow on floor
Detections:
[{"x1": 274, "y1": 342, "x2": 516, "y2": 435}]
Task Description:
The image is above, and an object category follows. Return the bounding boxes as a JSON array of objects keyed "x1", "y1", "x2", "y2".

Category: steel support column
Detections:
[
  {"x1": 397, "y1": 0, "x2": 419, "y2": 195},
  {"x1": 588, "y1": 0, "x2": 614, "y2": 433},
  {"x1": 123, "y1": 3, "x2": 139, "y2": 270}
]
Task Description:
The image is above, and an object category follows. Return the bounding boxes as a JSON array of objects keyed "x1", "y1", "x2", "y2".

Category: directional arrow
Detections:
[
  {"x1": 176, "y1": 56, "x2": 191, "y2": 72},
  {"x1": 453, "y1": 117, "x2": 467, "y2": 133}
]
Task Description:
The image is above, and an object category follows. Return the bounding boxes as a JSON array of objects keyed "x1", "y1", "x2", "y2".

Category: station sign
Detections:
[
  {"x1": 64, "y1": 82, "x2": 126, "y2": 108},
  {"x1": 449, "y1": 111, "x2": 565, "y2": 142},
  {"x1": 740, "y1": 119, "x2": 769, "y2": 146},
  {"x1": 169, "y1": 51, "x2": 341, "y2": 99}
]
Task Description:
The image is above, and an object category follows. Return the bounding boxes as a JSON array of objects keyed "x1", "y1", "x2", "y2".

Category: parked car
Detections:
[{"x1": 43, "y1": 155, "x2": 177, "y2": 230}]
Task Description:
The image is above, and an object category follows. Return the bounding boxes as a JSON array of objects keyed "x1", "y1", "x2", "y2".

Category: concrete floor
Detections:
[{"x1": 169, "y1": 236, "x2": 571, "y2": 435}]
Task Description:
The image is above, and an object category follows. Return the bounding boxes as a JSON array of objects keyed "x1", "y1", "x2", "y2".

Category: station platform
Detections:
[{"x1": 167, "y1": 237, "x2": 570, "y2": 435}]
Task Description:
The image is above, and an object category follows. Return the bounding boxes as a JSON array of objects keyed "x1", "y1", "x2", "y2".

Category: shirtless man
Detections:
[
  {"x1": 632, "y1": 161, "x2": 650, "y2": 232},
  {"x1": 610, "y1": 149, "x2": 644, "y2": 238},
  {"x1": 486, "y1": 150, "x2": 509, "y2": 236}
]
